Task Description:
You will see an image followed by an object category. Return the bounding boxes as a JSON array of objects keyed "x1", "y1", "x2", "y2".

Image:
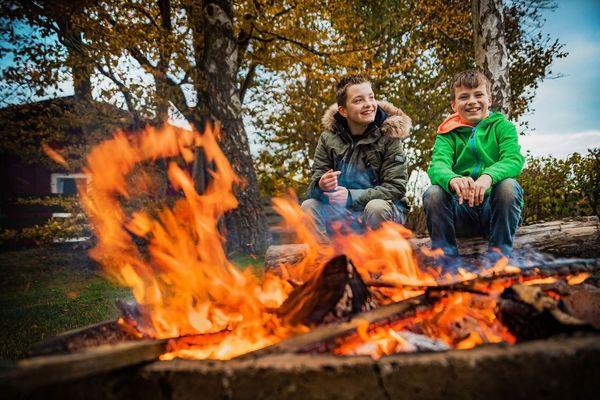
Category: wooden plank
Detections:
[
  {"x1": 0, "y1": 339, "x2": 167, "y2": 396},
  {"x1": 238, "y1": 296, "x2": 428, "y2": 359},
  {"x1": 27, "y1": 320, "x2": 134, "y2": 357}
]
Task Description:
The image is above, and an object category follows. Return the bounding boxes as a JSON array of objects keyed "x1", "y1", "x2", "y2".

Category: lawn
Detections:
[
  {"x1": 0, "y1": 245, "x2": 131, "y2": 361},
  {"x1": 0, "y1": 244, "x2": 264, "y2": 362}
]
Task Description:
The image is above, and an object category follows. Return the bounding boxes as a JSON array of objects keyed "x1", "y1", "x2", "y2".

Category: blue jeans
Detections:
[
  {"x1": 422, "y1": 178, "x2": 523, "y2": 256},
  {"x1": 301, "y1": 198, "x2": 407, "y2": 235}
]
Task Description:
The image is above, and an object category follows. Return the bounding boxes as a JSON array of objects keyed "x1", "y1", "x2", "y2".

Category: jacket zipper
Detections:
[
  {"x1": 470, "y1": 120, "x2": 484, "y2": 179},
  {"x1": 340, "y1": 125, "x2": 375, "y2": 179},
  {"x1": 341, "y1": 141, "x2": 355, "y2": 177}
]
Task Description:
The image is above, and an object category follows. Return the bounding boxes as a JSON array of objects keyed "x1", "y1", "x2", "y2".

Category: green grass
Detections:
[
  {"x1": 0, "y1": 245, "x2": 264, "y2": 361},
  {"x1": 229, "y1": 252, "x2": 265, "y2": 277},
  {"x1": 0, "y1": 245, "x2": 131, "y2": 361}
]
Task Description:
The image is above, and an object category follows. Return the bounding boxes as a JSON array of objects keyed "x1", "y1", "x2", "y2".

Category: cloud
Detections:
[
  {"x1": 523, "y1": 2, "x2": 600, "y2": 143},
  {"x1": 519, "y1": 130, "x2": 600, "y2": 158}
]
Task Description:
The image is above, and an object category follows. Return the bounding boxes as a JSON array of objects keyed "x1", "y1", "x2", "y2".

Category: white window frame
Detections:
[
  {"x1": 50, "y1": 173, "x2": 88, "y2": 195},
  {"x1": 49, "y1": 173, "x2": 91, "y2": 242}
]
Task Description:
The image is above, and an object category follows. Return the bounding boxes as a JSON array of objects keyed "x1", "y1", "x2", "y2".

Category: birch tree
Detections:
[{"x1": 472, "y1": 0, "x2": 512, "y2": 115}]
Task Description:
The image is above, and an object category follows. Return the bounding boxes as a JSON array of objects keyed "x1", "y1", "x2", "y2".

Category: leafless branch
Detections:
[{"x1": 239, "y1": 62, "x2": 257, "y2": 104}]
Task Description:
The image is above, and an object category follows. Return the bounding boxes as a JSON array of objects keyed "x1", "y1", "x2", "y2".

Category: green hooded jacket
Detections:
[
  {"x1": 306, "y1": 101, "x2": 412, "y2": 210},
  {"x1": 427, "y1": 111, "x2": 525, "y2": 193}
]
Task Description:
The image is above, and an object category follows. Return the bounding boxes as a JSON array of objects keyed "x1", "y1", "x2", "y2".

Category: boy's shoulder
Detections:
[
  {"x1": 486, "y1": 111, "x2": 510, "y2": 123},
  {"x1": 483, "y1": 112, "x2": 517, "y2": 133}
]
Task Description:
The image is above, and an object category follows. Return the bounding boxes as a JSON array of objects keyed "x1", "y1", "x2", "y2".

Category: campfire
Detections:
[
  {"x1": 3, "y1": 122, "x2": 600, "y2": 399},
  {"x1": 69, "y1": 123, "x2": 599, "y2": 362}
]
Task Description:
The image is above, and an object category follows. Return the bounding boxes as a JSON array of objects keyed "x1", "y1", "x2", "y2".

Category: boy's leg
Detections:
[
  {"x1": 300, "y1": 198, "x2": 348, "y2": 237},
  {"x1": 487, "y1": 178, "x2": 524, "y2": 255},
  {"x1": 423, "y1": 185, "x2": 459, "y2": 256},
  {"x1": 362, "y1": 199, "x2": 407, "y2": 229},
  {"x1": 423, "y1": 185, "x2": 484, "y2": 257}
]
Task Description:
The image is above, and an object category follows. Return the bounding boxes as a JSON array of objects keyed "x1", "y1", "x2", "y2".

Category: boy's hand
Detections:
[
  {"x1": 472, "y1": 174, "x2": 492, "y2": 206},
  {"x1": 319, "y1": 169, "x2": 341, "y2": 192},
  {"x1": 324, "y1": 186, "x2": 349, "y2": 206},
  {"x1": 449, "y1": 177, "x2": 475, "y2": 205}
]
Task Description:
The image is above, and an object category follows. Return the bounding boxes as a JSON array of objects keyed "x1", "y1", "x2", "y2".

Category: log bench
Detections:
[{"x1": 264, "y1": 216, "x2": 600, "y2": 270}]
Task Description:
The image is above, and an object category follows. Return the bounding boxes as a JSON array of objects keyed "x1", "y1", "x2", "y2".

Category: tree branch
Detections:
[
  {"x1": 250, "y1": 24, "x2": 379, "y2": 57},
  {"x1": 95, "y1": 57, "x2": 137, "y2": 113},
  {"x1": 239, "y1": 62, "x2": 257, "y2": 104}
]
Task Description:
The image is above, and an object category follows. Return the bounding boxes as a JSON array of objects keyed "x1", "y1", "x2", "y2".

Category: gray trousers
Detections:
[{"x1": 301, "y1": 198, "x2": 407, "y2": 234}]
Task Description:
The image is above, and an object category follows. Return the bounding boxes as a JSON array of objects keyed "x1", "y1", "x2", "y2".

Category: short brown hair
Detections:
[
  {"x1": 450, "y1": 70, "x2": 491, "y2": 100},
  {"x1": 336, "y1": 75, "x2": 370, "y2": 106}
]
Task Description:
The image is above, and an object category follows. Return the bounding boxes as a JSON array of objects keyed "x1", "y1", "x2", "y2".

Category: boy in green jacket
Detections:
[{"x1": 423, "y1": 70, "x2": 525, "y2": 258}]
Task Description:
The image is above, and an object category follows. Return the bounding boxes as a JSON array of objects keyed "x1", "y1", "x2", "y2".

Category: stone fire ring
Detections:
[{"x1": 30, "y1": 333, "x2": 600, "y2": 400}]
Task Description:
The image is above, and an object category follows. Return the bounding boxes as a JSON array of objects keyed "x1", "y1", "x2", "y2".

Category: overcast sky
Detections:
[{"x1": 519, "y1": 0, "x2": 600, "y2": 158}]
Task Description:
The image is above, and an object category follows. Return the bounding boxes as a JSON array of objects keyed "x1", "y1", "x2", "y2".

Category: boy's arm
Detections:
[
  {"x1": 481, "y1": 121, "x2": 525, "y2": 183},
  {"x1": 306, "y1": 133, "x2": 334, "y2": 201},
  {"x1": 427, "y1": 134, "x2": 461, "y2": 193},
  {"x1": 347, "y1": 137, "x2": 407, "y2": 209}
]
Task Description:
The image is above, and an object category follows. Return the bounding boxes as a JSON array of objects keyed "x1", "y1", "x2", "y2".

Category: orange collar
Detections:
[{"x1": 437, "y1": 113, "x2": 474, "y2": 134}]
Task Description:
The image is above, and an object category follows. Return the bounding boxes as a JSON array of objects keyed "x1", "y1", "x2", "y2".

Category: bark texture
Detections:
[
  {"x1": 201, "y1": 0, "x2": 269, "y2": 253},
  {"x1": 472, "y1": 0, "x2": 511, "y2": 116}
]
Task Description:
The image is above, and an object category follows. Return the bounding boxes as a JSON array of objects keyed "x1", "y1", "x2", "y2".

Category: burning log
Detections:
[
  {"x1": 560, "y1": 277, "x2": 600, "y2": 329},
  {"x1": 265, "y1": 216, "x2": 600, "y2": 271},
  {"x1": 496, "y1": 277, "x2": 600, "y2": 341},
  {"x1": 497, "y1": 284, "x2": 586, "y2": 340},
  {"x1": 276, "y1": 255, "x2": 378, "y2": 327},
  {"x1": 251, "y1": 258, "x2": 600, "y2": 360},
  {"x1": 240, "y1": 296, "x2": 428, "y2": 359}
]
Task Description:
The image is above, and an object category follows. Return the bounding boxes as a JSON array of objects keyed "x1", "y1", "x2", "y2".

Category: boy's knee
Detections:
[
  {"x1": 423, "y1": 185, "x2": 447, "y2": 208},
  {"x1": 363, "y1": 199, "x2": 397, "y2": 228},
  {"x1": 301, "y1": 198, "x2": 322, "y2": 213},
  {"x1": 364, "y1": 199, "x2": 390, "y2": 216},
  {"x1": 493, "y1": 178, "x2": 523, "y2": 204}
]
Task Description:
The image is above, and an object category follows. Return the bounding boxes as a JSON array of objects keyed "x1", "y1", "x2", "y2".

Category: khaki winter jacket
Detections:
[{"x1": 306, "y1": 101, "x2": 412, "y2": 210}]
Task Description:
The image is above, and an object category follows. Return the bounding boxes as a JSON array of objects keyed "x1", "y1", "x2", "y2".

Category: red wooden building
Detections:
[{"x1": 0, "y1": 96, "x2": 140, "y2": 230}]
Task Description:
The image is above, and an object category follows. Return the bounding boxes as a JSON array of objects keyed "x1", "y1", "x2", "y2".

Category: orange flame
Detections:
[
  {"x1": 333, "y1": 289, "x2": 516, "y2": 358},
  {"x1": 78, "y1": 122, "x2": 551, "y2": 361},
  {"x1": 268, "y1": 195, "x2": 525, "y2": 358},
  {"x1": 80, "y1": 123, "x2": 298, "y2": 359},
  {"x1": 42, "y1": 143, "x2": 69, "y2": 168}
]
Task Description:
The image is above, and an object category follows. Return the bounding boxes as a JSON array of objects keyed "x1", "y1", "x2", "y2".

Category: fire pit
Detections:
[
  {"x1": 3, "y1": 257, "x2": 600, "y2": 399},
  {"x1": 76, "y1": 334, "x2": 600, "y2": 400},
  {"x1": 3, "y1": 325, "x2": 600, "y2": 399}
]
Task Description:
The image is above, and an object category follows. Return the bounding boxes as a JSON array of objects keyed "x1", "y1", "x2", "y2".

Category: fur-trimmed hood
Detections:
[{"x1": 320, "y1": 100, "x2": 412, "y2": 139}]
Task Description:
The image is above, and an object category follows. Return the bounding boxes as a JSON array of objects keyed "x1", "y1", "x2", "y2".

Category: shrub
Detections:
[{"x1": 519, "y1": 148, "x2": 599, "y2": 223}]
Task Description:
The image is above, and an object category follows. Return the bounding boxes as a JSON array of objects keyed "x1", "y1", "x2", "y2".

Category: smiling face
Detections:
[
  {"x1": 451, "y1": 83, "x2": 492, "y2": 124},
  {"x1": 338, "y1": 82, "x2": 377, "y2": 135}
]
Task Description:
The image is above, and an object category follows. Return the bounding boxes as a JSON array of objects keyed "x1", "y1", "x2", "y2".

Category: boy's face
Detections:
[
  {"x1": 451, "y1": 83, "x2": 492, "y2": 124},
  {"x1": 339, "y1": 82, "x2": 377, "y2": 128}
]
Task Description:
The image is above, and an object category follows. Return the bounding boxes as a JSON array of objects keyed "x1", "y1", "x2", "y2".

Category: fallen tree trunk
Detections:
[{"x1": 265, "y1": 216, "x2": 600, "y2": 271}]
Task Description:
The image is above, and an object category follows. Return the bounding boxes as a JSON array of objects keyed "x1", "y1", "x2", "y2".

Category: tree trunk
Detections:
[
  {"x1": 472, "y1": 0, "x2": 511, "y2": 116},
  {"x1": 201, "y1": 0, "x2": 269, "y2": 254},
  {"x1": 155, "y1": 0, "x2": 173, "y2": 123}
]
